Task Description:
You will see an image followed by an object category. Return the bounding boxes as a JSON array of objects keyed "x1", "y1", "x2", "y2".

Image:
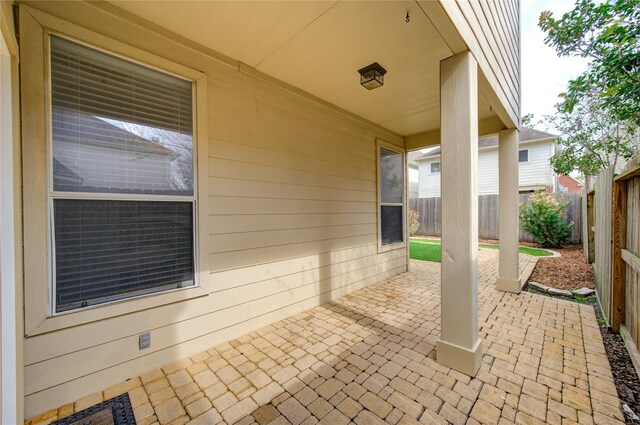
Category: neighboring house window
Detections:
[
  {"x1": 430, "y1": 162, "x2": 440, "y2": 174},
  {"x1": 519, "y1": 149, "x2": 529, "y2": 163},
  {"x1": 49, "y1": 36, "x2": 196, "y2": 313},
  {"x1": 378, "y1": 144, "x2": 404, "y2": 247}
]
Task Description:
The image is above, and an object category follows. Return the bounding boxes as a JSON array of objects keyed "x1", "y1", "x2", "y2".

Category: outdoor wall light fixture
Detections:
[{"x1": 358, "y1": 62, "x2": 386, "y2": 90}]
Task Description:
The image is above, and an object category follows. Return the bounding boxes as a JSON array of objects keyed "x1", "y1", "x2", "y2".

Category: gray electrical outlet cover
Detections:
[{"x1": 139, "y1": 332, "x2": 151, "y2": 350}]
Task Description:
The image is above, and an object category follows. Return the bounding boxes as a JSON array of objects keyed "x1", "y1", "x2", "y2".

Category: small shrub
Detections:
[
  {"x1": 519, "y1": 191, "x2": 573, "y2": 248},
  {"x1": 408, "y1": 209, "x2": 420, "y2": 236}
]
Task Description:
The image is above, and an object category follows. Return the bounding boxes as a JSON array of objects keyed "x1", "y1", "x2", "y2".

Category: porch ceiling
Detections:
[{"x1": 108, "y1": 0, "x2": 496, "y2": 136}]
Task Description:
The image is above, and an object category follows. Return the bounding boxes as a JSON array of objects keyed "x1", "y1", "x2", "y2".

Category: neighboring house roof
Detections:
[
  {"x1": 53, "y1": 108, "x2": 175, "y2": 156},
  {"x1": 53, "y1": 157, "x2": 83, "y2": 187},
  {"x1": 416, "y1": 127, "x2": 558, "y2": 160}
]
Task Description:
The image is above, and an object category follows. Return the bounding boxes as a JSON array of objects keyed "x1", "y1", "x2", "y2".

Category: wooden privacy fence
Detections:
[
  {"x1": 586, "y1": 154, "x2": 640, "y2": 377},
  {"x1": 609, "y1": 156, "x2": 640, "y2": 375},
  {"x1": 592, "y1": 166, "x2": 614, "y2": 321},
  {"x1": 409, "y1": 192, "x2": 582, "y2": 243}
]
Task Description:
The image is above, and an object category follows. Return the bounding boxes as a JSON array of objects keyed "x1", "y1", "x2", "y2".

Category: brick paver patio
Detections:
[{"x1": 28, "y1": 250, "x2": 625, "y2": 425}]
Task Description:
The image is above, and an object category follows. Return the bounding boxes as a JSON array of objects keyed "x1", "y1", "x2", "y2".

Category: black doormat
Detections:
[{"x1": 52, "y1": 393, "x2": 136, "y2": 425}]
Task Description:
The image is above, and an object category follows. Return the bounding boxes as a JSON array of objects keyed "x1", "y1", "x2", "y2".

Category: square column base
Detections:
[
  {"x1": 496, "y1": 277, "x2": 522, "y2": 294},
  {"x1": 436, "y1": 338, "x2": 483, "y2": 376}
]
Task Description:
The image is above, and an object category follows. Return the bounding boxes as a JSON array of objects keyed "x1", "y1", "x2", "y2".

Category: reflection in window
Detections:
[
  {"x1": 49, "y1": 35, "x2": 196, "y2": 312},
  {"x1": 379, "y1": 146, "x2": 404, "y2": 246}
]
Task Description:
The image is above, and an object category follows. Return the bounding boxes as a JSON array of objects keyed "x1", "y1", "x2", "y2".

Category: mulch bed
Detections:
[{"x1": 528, "y1": 244, "x2": 595, "y2": 291}]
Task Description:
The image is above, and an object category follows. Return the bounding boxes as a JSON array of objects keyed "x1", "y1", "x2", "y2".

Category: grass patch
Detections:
[
  {"x1": 409, "y1": 238, "x2": 552, "y2": 263},
  {"x1": 409, "y1": 240, "x2": 441, "y2": 262}
]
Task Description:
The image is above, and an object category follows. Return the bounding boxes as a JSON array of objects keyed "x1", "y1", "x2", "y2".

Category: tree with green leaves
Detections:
[
  {"x1": 546, "y1": 92, "x2": 638, "y2": 176},
  {"x1": 539, "y1": 0, "x2": 640, "y2": 175}
]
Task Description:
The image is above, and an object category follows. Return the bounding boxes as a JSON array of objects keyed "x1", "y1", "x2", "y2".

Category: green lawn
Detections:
[
  {"x1": 409, "y1": 240, "x2": 442, "y2": 262},
  {"x1": 409, "y1": 238, "x2": 552, "y2": 263}
]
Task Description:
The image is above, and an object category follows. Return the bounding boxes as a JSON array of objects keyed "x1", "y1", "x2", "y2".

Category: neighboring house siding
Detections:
[
  {"x1": 440, "y1": 0, "x2": 520, "y2": 126},
  {"x1": 417, "y1": 140, "x2": 555, "y2": 196},
  {"x1": 519, "y1": 141, "x2": 555, "y2": 191},
  {"x1": 20, "y1": 5, "x2": 407, "y2": 416},
  {"x1": 409, "y1": 180, "x2": 419, "y2": 199},
  {"x1": 477, "y1": 149, "x2": 499, "y2": 195},
  {"x1": 55, "y1": 143, "x2": 173, "y2": 192},
  {"x1": 418, "y1": 160, "x2": 440, "y2": 198}
]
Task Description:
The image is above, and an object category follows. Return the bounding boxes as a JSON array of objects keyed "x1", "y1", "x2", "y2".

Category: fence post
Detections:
[{"x1": 611, "y1": 179, "x2": 627, "y2": 332}]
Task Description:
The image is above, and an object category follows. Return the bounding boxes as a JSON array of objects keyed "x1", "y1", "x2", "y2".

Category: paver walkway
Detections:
[{"x1": 28, "y1": 250, "x2": 625, "y2": 425}]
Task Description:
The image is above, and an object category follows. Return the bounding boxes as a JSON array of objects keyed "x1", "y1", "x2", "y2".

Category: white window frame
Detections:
[
  {"x1": 429, "y1": 161, "x2": 441, "y2": 175},
  {"x1": 47, "y1": 33, "x2": 200, "y2": 315},
  {"x1": 518, "y1": 149, "x2": 530, "y2": 164},
  {"x1": 21, "y1": 10, "x2": 210, "y2": 336},
  {"x1": 1, "y1": 22, "x2": 21, "y2": 425},
  {"x1": 376, "y1": 139, "x2": 406, "y2": 253}
]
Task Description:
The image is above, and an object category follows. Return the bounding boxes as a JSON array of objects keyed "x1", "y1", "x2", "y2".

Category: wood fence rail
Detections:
[{"x1": 409, "y1": 192, "x2": 582, "y2": 243}]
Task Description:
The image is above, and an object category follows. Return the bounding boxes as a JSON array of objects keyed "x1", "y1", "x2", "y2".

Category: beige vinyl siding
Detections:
[
  {"x1": 439, "y1": 0, "x2": 521, "y2": 127},
  {"x1": 20, "y1": 4, "x2": 406, "y2": 417}
]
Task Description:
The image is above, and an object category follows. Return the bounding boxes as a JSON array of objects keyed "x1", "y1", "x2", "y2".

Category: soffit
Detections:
[{"x1": 109, "y1": 0, "x2": 497, "y2": 136}]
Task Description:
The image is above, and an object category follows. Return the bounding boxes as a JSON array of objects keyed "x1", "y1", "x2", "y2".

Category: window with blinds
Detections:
[
  {"x1": 49, "y1": 35, "x2": 196, "y2": 313},
  {"x1": 379, "y1": 146, "x2": 404, "y2": 247}
]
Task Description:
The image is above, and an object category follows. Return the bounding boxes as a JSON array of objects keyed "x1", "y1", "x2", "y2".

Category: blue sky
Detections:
[{"x1": 521, "y1": 0, "x2": 589, "y2": 124}]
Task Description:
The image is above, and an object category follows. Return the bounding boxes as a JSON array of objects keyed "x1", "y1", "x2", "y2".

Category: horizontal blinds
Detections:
[
  {"x1": 50, "y1": 35, "x2": 194, "y2": 195},
  {"x1": 54, "y1": 199, "x2": 195, "y2": 312},
  {"x1": 50, "y1": 35, "x2": 193, "y2": 135},
  {"x1": 381, "y1": 205, "x2": 403, "y2": 245}
]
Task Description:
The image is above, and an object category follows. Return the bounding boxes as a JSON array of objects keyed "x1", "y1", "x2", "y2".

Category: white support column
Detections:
[
  {"x1": 0, "y1": 32, "x2": 20, "y2": 424},
  {"x1": 436, "y1": 51, "x2": 482, "y2": 377},
  {"x1": 496, "y1": 129, "x2": 522, "y2": 293}
]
